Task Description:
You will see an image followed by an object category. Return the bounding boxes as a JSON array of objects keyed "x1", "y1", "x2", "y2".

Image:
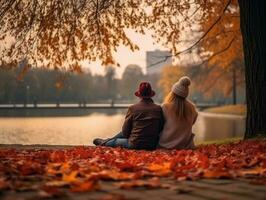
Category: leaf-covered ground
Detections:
[{"x1": 0, "y1": 140, "x2": 266, "y2": 198}]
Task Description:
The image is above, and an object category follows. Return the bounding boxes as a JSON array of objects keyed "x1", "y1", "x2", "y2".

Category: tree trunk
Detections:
[
  {"x1": 238, "y1": 0, "x2": 266, "y2": 138},
  {"x1": 232, "y1": 67, "x2": 237, "y2": 105}
]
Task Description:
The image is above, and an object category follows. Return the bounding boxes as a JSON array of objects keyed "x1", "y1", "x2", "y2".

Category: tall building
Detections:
[{"x1": 146, "y1": 50, "x2": 172, "y2": 74}]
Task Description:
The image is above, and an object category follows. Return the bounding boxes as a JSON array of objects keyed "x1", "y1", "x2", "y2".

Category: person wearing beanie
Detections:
[
  {"x1": 93, "y1": 82, "x2": 164, "y2": 150},
  {"x1": 158, "y1": 76, "x2": 198, "y2": 149}
]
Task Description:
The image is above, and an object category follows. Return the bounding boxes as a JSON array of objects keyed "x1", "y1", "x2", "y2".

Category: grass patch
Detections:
[
  {"x1": 203, "y1": 104, "x2": 246, "y2": 116},
  {"x1": 196, "y1": 137, "x2": 243, "y2": 145}
]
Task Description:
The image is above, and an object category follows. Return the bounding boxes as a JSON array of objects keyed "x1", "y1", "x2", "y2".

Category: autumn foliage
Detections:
[
  {"x1": 0, "y1": 140, "x2": 266, "y2": 196},
  {"x1": 0, "y1": 0, "x2": 240, "y2": 71}
]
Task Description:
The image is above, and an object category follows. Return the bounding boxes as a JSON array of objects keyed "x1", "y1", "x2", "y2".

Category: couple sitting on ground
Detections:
[{"x1": 93, "y1": 76, "x2": 198, "y2": 150}]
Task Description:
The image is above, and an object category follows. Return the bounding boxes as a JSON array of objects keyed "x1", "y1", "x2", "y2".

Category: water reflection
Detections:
[
  {"x1": 0, "y1": 108, "x2": 126, "y2": 117},
  {"x1": 0, "y1": 113, "x2": 125, "y2": 145},
  {"x1": 0, "y1": 110, "x2": 245, "y2": 145}
]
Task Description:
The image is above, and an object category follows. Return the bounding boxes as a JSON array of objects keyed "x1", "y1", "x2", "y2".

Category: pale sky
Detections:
[
  {"x1": 81, "y1": 29, "x2": 169, "y2": 79},
  {"x1": 1, "y1": 29, "x2": 198, "y2": 78},
  {"x1": 1, "y1": 5, "x2": 200, "y2": 77}
]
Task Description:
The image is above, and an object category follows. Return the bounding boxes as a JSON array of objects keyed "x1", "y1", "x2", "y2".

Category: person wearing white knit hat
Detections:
[
  {"x1": 158, "y1": 76, "x2": 198, "y2": 149},
  {"x1": 171, "y1": 76, "x2": 191, "y2": 98}
]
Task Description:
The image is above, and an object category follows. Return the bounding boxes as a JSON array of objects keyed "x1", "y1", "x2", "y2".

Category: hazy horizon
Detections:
[{"x1": 82, "y1": 29, "x2": 169, "y2": 79}]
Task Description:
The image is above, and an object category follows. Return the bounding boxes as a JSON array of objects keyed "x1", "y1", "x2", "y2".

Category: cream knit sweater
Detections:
[{"x1": 159, "y1": 101, "x2": 198, "y2": 149}]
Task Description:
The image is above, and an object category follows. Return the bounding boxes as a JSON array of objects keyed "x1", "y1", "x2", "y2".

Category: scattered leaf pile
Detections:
[{"x1": 0, "y1": 140, "x2": 266, "y2": 195}]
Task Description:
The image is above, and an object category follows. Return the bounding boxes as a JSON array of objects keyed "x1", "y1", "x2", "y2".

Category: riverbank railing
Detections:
[{"x1": 0, "y1": 103, "x2": 219, "y2": 110}]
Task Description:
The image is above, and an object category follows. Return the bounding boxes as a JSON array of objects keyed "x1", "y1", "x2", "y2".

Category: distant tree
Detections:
[
  {"x1": 104, "y1": 66, "x2": 116, "y2": 100},
  {"x1": 146, "y1": 73, "x2": 162, "y2": 102},
  {"x1": 159, "y1": 65, "x2": 186, "y2": 97},
  {"x1": 0, "y1": 69, "x2": 16, "y2": 103},
  {"x1": 187, "y1": 59, "x2": 245, "y2": 101},
  {"x1": 23, "y1": 70, "x2": 40, "y2": 103},
  {"x1": 0, "y1": 67, "x2": 97, "y2": 103},
  {"x1": 120, "y1": 65, "x2": 144, "y2": 100}
]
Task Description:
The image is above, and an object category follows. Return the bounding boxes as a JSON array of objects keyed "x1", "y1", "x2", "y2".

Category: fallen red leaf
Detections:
[{"x1": 0, "y1": 139, "x2": 265, "y2": 194}]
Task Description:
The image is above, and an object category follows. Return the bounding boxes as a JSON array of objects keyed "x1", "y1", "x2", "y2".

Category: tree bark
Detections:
[
  {"x1": 238, "y1": 0, "x2": 266, "y2": 138},
  {"x1": 232, "y1": 67, "x2": 237, "y2": 105}
]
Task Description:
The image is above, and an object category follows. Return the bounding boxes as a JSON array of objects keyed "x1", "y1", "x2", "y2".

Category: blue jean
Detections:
[{"x1": 104, "y1": 132, "x2": 133, "y2": 149}]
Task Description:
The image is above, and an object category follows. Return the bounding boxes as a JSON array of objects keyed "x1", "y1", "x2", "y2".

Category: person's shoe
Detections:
[{"x1": 93, "y1": 138, "x2": 105, "y2": 146}]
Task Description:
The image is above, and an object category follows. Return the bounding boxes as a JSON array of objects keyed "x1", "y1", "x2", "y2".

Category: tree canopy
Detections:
[{"x1": 0, "y1": 0, "x2": 241, "y2": 71}]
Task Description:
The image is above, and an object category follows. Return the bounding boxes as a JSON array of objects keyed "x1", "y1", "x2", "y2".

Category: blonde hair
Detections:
[{"x1": 164, "y1": 91, "x2": 194, "y2": 121}]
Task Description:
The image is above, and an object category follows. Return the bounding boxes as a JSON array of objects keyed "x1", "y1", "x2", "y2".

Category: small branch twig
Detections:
[{"x1": 147, "y1": 0, "x2": 232, "y2": 68}]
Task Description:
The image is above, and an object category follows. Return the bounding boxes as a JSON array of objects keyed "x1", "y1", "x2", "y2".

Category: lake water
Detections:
[{"x1": 0, "y1": 110, "x2": 245, "y2": 145}]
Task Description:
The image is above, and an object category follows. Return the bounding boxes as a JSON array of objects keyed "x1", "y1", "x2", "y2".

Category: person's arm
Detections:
[
  {"x1": 193, "y1": 108, "x2": 198, "y2": 125},
  {"x1": 159, "y1": 106, "x2": 165, "y2": 132},
  {"x1": 122, "y1": 107, "x2": 133, "y2": 138}
]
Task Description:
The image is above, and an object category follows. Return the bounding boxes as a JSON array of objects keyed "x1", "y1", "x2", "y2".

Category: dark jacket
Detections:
[{"x1": 122, "y1": 98, "x2": 164, "y2": 150}]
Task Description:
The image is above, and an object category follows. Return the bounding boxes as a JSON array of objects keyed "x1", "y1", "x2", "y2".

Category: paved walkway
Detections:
[{"x1": 1, "y1": 178, "x2": 266, "y2": 200}]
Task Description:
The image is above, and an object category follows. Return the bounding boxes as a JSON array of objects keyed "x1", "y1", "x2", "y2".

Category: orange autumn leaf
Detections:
[
  {"x1": 116, "y1": 178, "x2": 162, "y2": 189},
  {"x1": 87, "y1": 170, "x2": 139, "y2": 181},
  {"x1": 147, "y1": 162, "x2": 171, "y2": 171},
  {"x1": 236, "y1": 167, "x2": 266, "y2": 177},
  {"x1": 146, "y1": 162, "x2": 172, "y2": 176},
  {"x1": 62, "y1": 171, "x2": 79, "y2": 183},
  {"x1": 203, "y1": 169, "x2": 232, "y2": 179},
  {"x1": 0, "y1": 139, "x2": 266, "y2": 194},
  {"x1": 45, "y1": 181, "x2": 69, "y2": 187},
  {"x1": 60, "y1": 162, "x2": 70, "y2": 170},
  {"x1": 71, "y1": 181, "x2": 100, "y2": 193}
]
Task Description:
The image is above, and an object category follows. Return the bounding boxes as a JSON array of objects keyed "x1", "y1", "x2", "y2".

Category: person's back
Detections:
[
  {"x1": 159, "y1": 101, "x2": 197, "y2": 149},
  {"x1": 123, "y1": 98, "x2": 163, "y2": 150},
  {"x1": 158, "y1": 76, "x2": 198, "y2": 149},
  {"x1": 93, "y1": 82, "x2": 164, "y2": 150}
]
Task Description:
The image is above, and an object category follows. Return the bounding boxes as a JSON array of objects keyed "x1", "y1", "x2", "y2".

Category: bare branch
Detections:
[
  {"x1": 201, "y1": 70, "x2": 227, "y2": 94},
  {"x1": 147, "y1": 0, "x2": 233, "y2": 68},
  {"x1": 0, "y1": 0, "x2": 16, "y2": 21},
  {"x1": 148, "y1": 56, "x2": 169, "y2": 68},
  {"x1": 173, "y1": 0, "x2": 232, "y2": 56},
  {"x1": 197, "y1": 36, "x2": 235, "y2": 67}
]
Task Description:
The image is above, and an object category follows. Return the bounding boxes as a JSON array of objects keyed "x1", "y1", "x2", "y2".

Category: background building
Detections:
[{"x1": 146, "y1": 50, "x2": 172, "y2": 74}]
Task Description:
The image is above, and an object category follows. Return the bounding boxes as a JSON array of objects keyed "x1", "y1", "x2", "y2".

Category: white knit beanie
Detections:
[{"x1": 171, "y1": 76, "x2": 191, "y2": 98}]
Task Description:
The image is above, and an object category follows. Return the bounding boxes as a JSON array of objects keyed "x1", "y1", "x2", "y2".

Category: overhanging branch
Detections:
[
  {"x1": 147, "y1": 0, "x2": 232, "y2": 68},
  {"x1": 197, "y1": 36, "x2": 235, "y2": 67}
]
